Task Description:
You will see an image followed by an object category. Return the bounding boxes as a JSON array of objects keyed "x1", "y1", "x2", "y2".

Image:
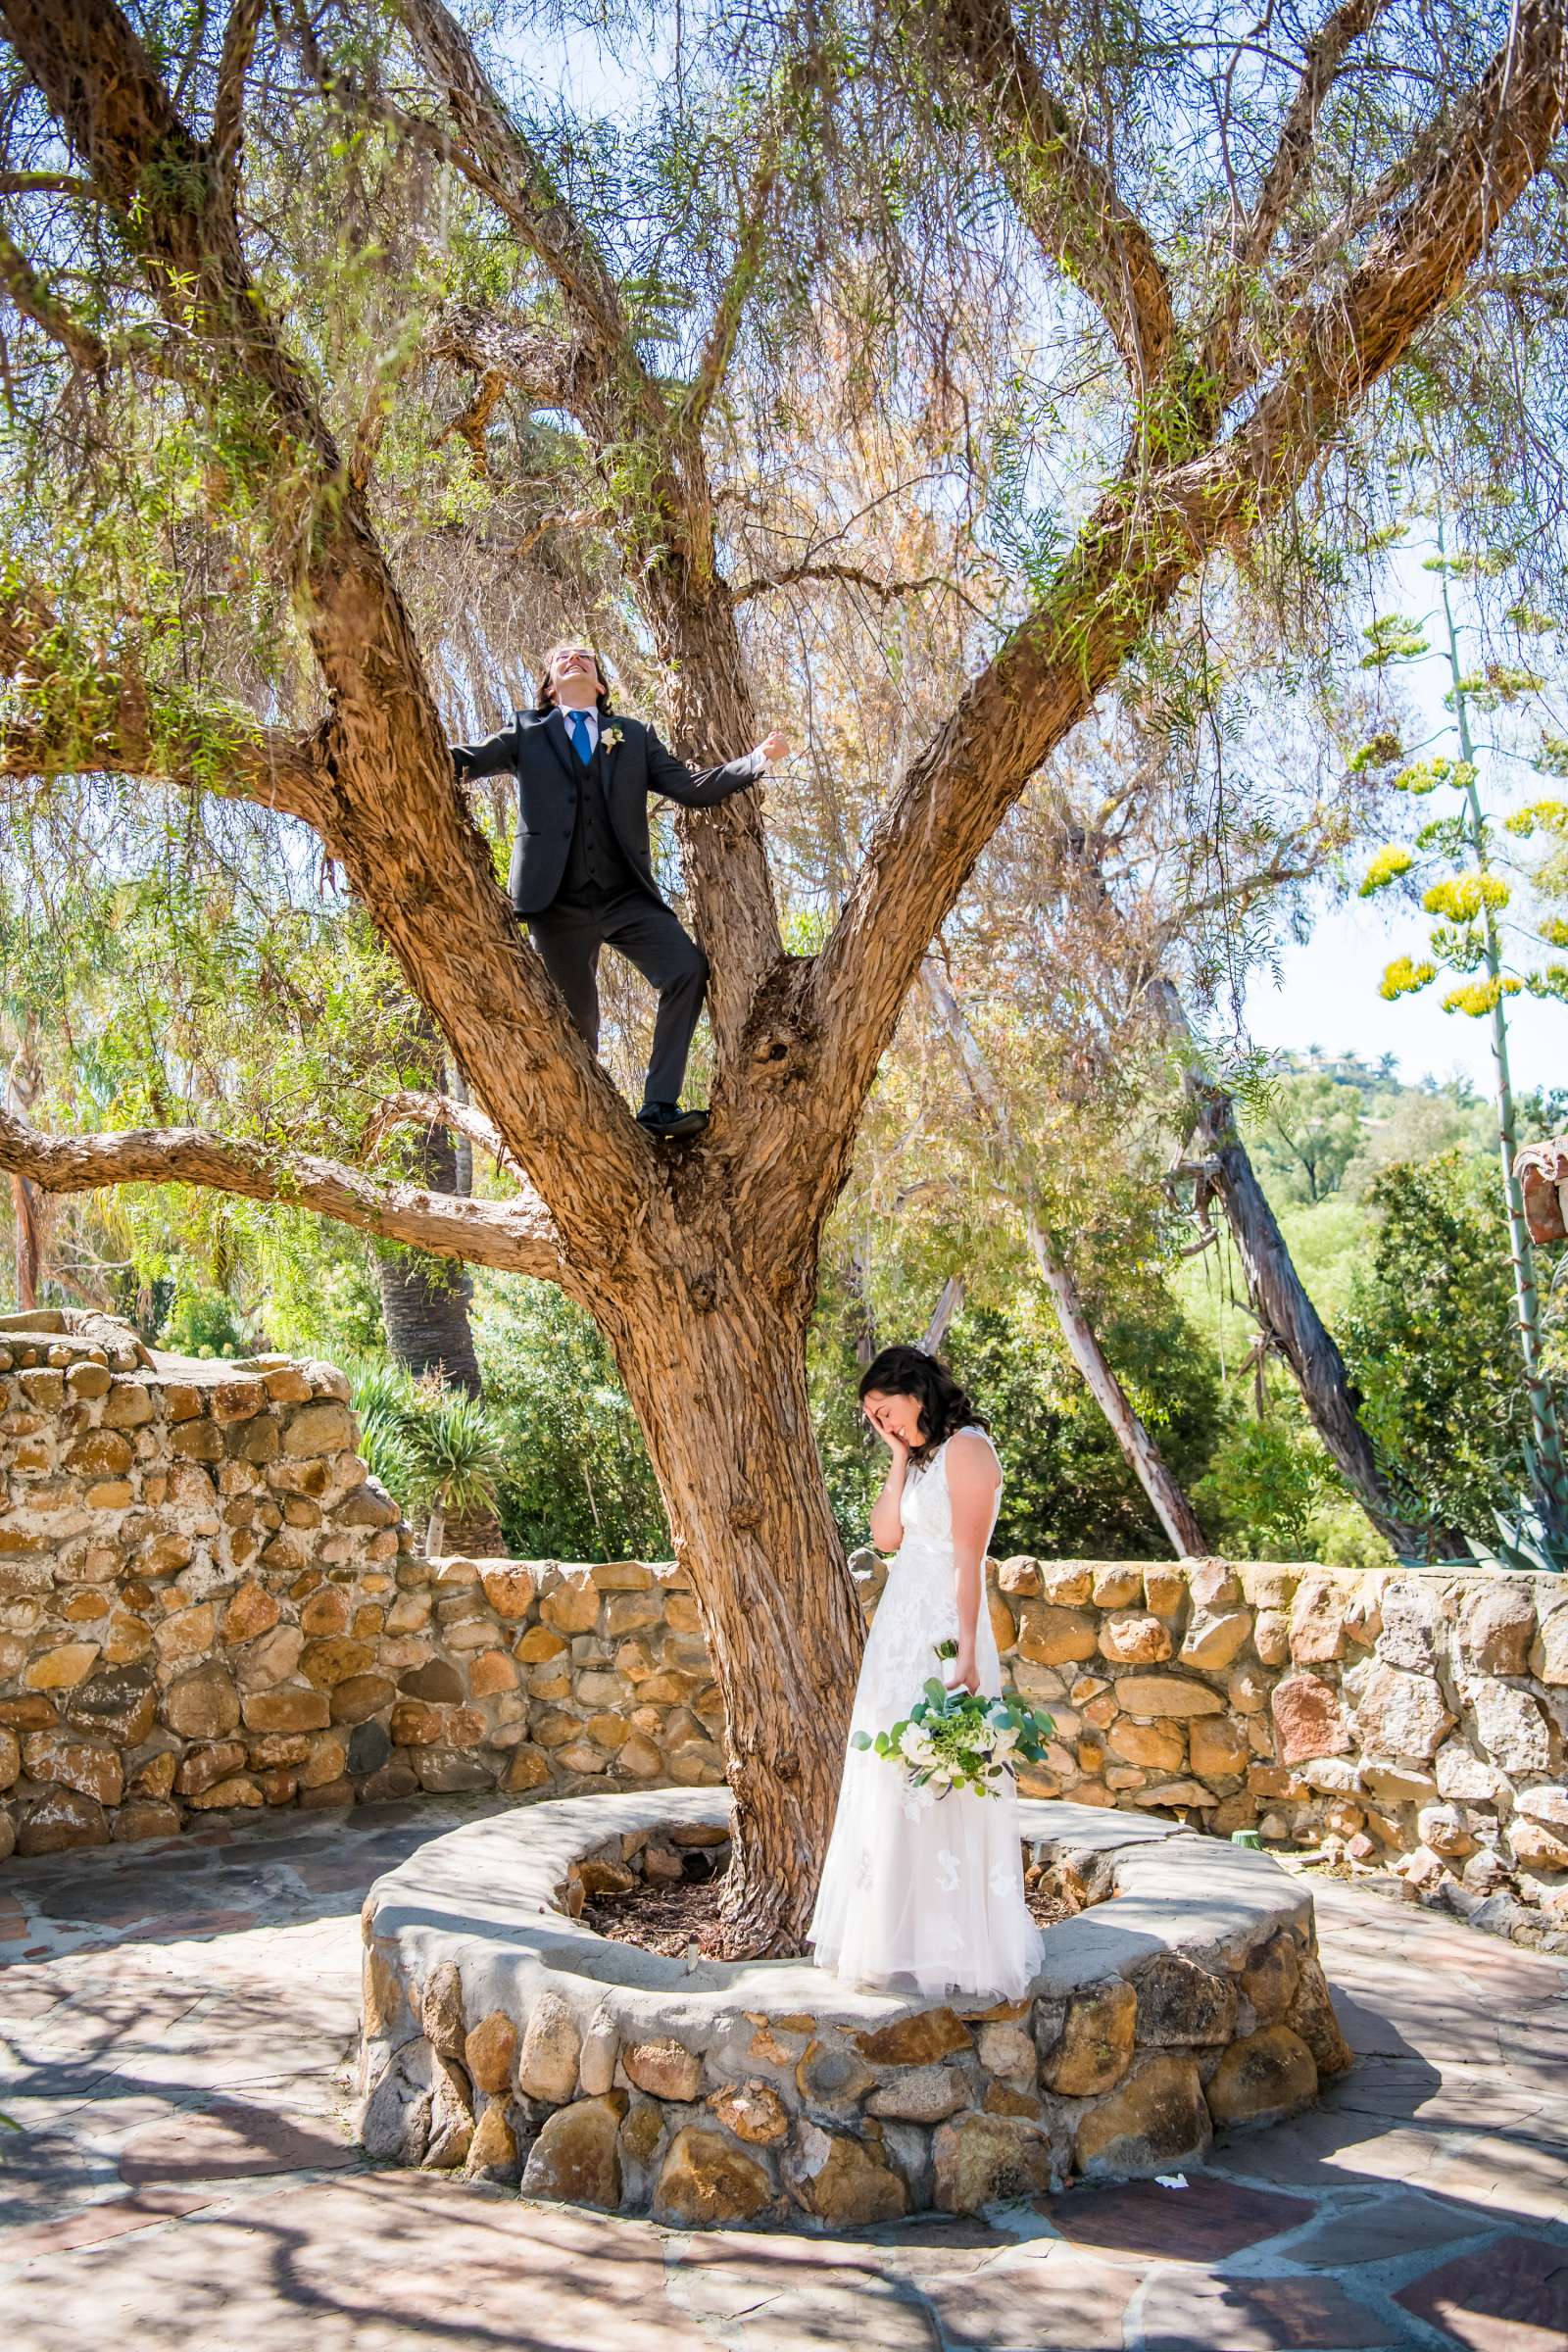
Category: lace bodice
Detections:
[{"x1": 851, "y1": 1426, "x2": 1004, "y2": 1733}]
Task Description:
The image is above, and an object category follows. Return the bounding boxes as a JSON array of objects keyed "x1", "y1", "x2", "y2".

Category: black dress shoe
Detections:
[{"x1": 637, "y1": 1102, "x2": 710, "y2": 1141}]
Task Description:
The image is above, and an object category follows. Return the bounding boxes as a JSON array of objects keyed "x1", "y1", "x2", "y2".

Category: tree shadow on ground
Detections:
[{"x1": 3, "y1": 1807, "x2": 1567, "y2": 2349}]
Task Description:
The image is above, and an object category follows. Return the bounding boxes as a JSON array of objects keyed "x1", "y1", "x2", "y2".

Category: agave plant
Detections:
[
  {"x1": 1469, "y1": 1503, "x2": 1568, "y2": 1577},
  {"x1": 354, "y1": 1401, "x2": 421, "y2": 1502},
  {"x1": 344, "y1": 1359, "x2": 423, "y2": 1503},
  {"x1": 412, "y1": 1382, "x2": 507, "y2": 1556},
  {"x1": 1465, "y1": 1437, "x2": 1568, "y2": 1575},
  {"x1": 343, "y1": 1358, "x2": 507, "y2": 1554}
]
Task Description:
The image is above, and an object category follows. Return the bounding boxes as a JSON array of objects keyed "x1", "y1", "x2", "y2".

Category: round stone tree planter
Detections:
[{"x1": 357, "y1": 1788, "x2": 1351, "y2": 2227}]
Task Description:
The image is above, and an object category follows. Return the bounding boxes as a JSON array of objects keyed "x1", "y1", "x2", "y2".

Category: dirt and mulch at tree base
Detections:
[{"x1": 581, "y1": 1850, "x2": 1090, "y2": 1961}]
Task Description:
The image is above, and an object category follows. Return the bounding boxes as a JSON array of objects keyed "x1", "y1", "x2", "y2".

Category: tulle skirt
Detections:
[
  {"x1": 808, "y1": 1505, "x2": 1046, "y2": 2001},
  {"x1": 806, "y1": 1710, "x2": 1047, "y2": 2003}
]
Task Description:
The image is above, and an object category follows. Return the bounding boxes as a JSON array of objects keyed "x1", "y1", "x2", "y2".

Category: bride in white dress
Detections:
[{"x1": 807, "y1": 1346, "x2": 1047, "y2": 2002}]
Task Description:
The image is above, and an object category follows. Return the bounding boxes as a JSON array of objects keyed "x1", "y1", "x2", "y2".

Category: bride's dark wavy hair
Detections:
[{"x1": 858, "y1": 1345, "x2": 988, "y2": 1469}]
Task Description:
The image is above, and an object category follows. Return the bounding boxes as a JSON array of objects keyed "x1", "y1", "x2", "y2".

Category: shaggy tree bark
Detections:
[
  {"x1": 1, "y1": 0, "x2": 1561, "y2": 1945},
  {"x1": 922, "y1": 961, "x2": 1209, "y2": 1557}
]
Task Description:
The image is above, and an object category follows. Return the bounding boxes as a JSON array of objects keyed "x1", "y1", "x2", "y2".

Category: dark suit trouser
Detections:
[{"x1": 525, "y1": 887, "x2": 710, "y2": 1108}]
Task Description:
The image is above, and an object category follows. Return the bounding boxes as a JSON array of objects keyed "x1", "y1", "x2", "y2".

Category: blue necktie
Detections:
[{"x1": 567, "y1": 709, "x2": 592, "y2": 766}]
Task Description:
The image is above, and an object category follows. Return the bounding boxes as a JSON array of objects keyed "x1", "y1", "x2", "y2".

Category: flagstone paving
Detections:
[{"x1": 1, "y1": 1801, "x2": 1565, "y2": 2350}]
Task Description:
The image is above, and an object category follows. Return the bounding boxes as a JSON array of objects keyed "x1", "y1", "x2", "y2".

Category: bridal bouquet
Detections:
[{"x1": 852, "y1": 1640, "x2": 1055, "y2": 1813}]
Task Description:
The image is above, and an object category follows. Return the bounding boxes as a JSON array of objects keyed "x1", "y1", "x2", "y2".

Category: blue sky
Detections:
[{"x1": 1244, "y1": 903, "x2": 1559, "y2": 1097}]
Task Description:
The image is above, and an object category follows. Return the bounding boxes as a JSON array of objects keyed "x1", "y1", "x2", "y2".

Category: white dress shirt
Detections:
[{"x1": 558, "y1": 704, "x2": 600, "y2": 758}]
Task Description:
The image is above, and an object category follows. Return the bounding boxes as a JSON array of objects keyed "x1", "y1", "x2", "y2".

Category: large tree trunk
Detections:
[
  {"x1": 1022, "y1": 1208, "x2": 1208, "y2": 1558},
  {"x1": 1050, "y1": 798, "x2": 1452, "y2": 1561},
  {"x1": 6, "y1": 1033, "x2": 46, "y2": 1310},
  {"x1": 609, "y1": 1254, "x2": 863, "y2": 1954},
  {"x1": 374, "y1": 1055, "x2": 502, "y2": 1553},
  {"x1": 922, "y1": 1274, "x2": 964, "y2": 1353},
  {"x1": 375, "y1": 1014, "x2": 484, "y2": 1398}
]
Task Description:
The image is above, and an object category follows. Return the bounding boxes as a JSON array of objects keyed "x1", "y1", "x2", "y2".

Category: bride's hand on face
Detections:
[{"x1": 865, "y1": 1403, "x2": 909, "y2": 1464}]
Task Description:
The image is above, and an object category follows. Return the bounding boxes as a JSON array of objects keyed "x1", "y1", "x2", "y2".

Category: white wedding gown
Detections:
[{"x1": 807, "y1": 1426, "x2": 1047, "y2": 2002}]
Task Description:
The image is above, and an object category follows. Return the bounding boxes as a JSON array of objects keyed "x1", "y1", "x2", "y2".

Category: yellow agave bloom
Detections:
[
  {"x1": 1441, "y1": 976, "x2": 1522, "y2": 1015},
  {"x1": 1380, "y1": 956, "x2": 1437, "y2": 1000},
  {"x1": 1388, "y1": 756, "x2": 1478, "y2": 793},
  {"x1": 1359, "y1": 846, "x2": 1415, "y2": 897},
  {"x1": 1421, "y1": 872, "x2": 1510, "y2": 919}
]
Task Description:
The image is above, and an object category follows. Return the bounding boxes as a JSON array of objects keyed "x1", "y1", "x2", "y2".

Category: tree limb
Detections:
[
  {"x1": 0, "y1": 171, "x2": 97, "y2": 198},
  {"x1": 0, "y1": 1104, "x2": 568, "y2": 1282},
  {"x1": 1201, "y1": 0, "x2": 1395, "y2": 412},
  {"x1": 213, "y1": 0, "x2": 267, "y2": 193},
  {"x1": 1148, "y1": 855, "x2": 1320, "y2": 954},
  {"x1": 0, "y1": 0, "x2": 658, "y2": 1259},
  {"x1": 0, "y1": 219, "x2": 106, "y2": 370},
  {"x1": 1232, "y1": 0, "x2": 1394, "y2": 277},
  {"x1": 731, "y1": 559, "x2": 989, "y2": 618},
  {"x1": 798, "y1": 0, "x2": 1568, "y2": 1232},
  {"x1": 393, "y1": 0, "x2": 657, "y2": 419},
  {"x1": 682, "y1": 132, "x2": 780, "y2": 432},
  {"x1": 0, "y1": 710, "x2": 330, "y2": 823},
  {"x1": 0, "y1": 581, "x2": 332, "y2": 826},
  {"x1": 1268, "y1": 105, "x2": 1452, "y2": 317},
  {"x1": 921, "y1": 0, "x2": 1175, "y2": 397},
  {"x1": 363, "y1": 1088, "x2": 521, "y2": 1179}
]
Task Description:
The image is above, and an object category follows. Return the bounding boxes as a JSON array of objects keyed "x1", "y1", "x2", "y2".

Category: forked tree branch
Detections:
[
  {"x1": 922, "y1": 0, "x2": 1175, "y2": 396},
  {"x1": 794, "y1": 0, "x2": 1568, "y2": 1239},
  {"x1": 363, "y1": 1088, "x2": 520, "y2": 1178},
  {"x1": 1201, "y1": 0, "x2": 1396, "y2": 412},
  {"x1": 213, "y1": 0, "x2": 267, "y2": 192},
  {"x1": 1233, "y1": 0, "x2": 1395, "y2": 278},
  {"x1": 0, "y1": 1105, "x2": 568, "y2": 1282},
  {"x1": 682, "y1": 131, "x2": 782, "y2": 432}
]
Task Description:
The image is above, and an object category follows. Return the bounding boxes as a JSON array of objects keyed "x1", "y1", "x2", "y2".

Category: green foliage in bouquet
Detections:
[{"x1": 851, "y1": 1639, "x2": 1055, "y2": 1802}]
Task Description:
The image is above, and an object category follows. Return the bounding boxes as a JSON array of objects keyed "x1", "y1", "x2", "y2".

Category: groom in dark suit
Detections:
[{"x1": 452, "y1": 642, "x2": 788, "y2": 1139}]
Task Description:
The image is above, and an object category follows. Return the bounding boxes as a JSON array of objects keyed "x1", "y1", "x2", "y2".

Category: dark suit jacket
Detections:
[{"x1": 451, "y1": 707, "x2": 764, "y2": 916}]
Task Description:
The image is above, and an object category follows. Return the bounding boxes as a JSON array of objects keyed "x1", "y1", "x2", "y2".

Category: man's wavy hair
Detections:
[
  {"x1": 858, "y1": 1345, "x2": 989, "y2": 1470},
  {"x1": 534, "y1": 640, "x2": 614, "y2": 716}
]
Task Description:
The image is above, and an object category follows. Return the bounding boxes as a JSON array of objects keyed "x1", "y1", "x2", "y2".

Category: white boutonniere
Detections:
[{"x1": 604, "y1": 725, "x2": 625, "y2": 756}]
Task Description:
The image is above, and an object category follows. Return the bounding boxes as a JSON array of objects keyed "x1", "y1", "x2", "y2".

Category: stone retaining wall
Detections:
[
  {"x1": 2, "y1": 1316, "x2": 1565, "y2": 1947},
  {"x1": 959, "y1": 1549, "x2": 1568, "y2": 1941},
  {"x1": 0, "y1": 1318, "x2": 729, "y2": 1862}
]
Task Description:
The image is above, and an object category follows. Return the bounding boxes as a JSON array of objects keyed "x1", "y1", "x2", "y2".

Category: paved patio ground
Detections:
[{"x1": 1, "y1": 1799, "x2": 1565, "y2": 2351}]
